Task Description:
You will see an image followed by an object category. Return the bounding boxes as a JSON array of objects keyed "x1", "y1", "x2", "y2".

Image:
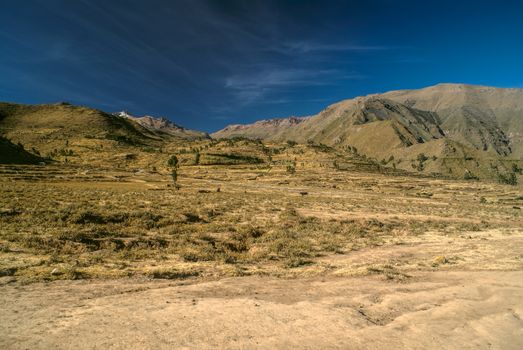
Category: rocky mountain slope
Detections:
[
  {"x1": 215, "y1": 116, "x2": 307, "y2": 140},
  {"x1": 114, "y1": 111, "x2": 208, "y2": 140},
  {"x1": 1, "y1": 84, "x2": 521, "y2": 181},
  {"x1": 381, "y1": 83, "x2": 523, "y2": 157},
  {"x1": 213, "y1": 84, "x2": 523, "y2": 180}
]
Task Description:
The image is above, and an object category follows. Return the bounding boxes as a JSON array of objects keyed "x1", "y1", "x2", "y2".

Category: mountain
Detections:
[
  {"x1": 213, "y1": 84, "x2": 523, "y2": 180},
  {"x1": 213, "y1": 96, "x2": 447, "y2": 158},
  {"x1": 214, "y1": 116, "x2": 307, "y2": 141},
  {"x1": 0, "y1": 102, "x2": 160, "y2": 153},
  {"x1": 114, "y1": 111, "x2": 209, "y2": 140},
  {"x1": 0, "y1": 102, "x2": 207, "y2": 166},
  {"x1": 380, "y1": 83, "x2": 523, "y2": 157}
]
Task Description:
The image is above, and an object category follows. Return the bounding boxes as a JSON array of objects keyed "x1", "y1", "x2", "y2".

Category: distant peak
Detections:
[
  {"x1": 114, "y1": 110, "x2": 135, "y2": 118},
  {"x1": 255, "y1": 116, "x2": 307, "y2": 125},
  {"x1": 113, "y1": 110, "x2": 190, "y2": 133}
]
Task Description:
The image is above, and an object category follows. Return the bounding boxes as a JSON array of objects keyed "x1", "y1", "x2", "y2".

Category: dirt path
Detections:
[{"x1": 2, "y1": 229, "x2": 523, "y2": 350}]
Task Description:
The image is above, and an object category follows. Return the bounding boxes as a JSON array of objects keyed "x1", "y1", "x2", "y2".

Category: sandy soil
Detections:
[{"x1": 2, "y1": 230, "x2": 522, "y2": 350}]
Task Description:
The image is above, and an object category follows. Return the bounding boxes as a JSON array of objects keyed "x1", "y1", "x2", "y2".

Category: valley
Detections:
[{"x1": 1, "y1": 84, "x2": 522, "y2": 349}]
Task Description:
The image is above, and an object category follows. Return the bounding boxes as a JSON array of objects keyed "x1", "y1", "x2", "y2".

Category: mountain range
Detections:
[
  {"x1": 214, "y1": 84, "x2": 522, "y2": 155},
  {"x1": 0, "y1": 83, "x2": 521, "y2": 181},
  {"x1": 214, "y1": 83, "x2": 523, "y2": 179}
]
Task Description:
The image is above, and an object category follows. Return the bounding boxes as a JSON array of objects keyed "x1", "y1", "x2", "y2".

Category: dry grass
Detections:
[{"x1": 0, "y1": 142, "x2": 521, "y2": 283}]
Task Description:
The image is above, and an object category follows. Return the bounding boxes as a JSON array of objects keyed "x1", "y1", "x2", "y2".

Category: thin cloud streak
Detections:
[
  {"x1": 224, "y1": 68, "x2": 365, "y2": 106},
  {"x1": 277, "y1": 41, "x2": 399, "y2": 54}
]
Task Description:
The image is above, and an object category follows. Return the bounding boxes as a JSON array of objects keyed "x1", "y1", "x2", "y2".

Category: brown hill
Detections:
[
  {"x1": 381, "y1": 83, "x2": 523, "y2": 157},
  {"x1": 212, "y1": 84, "x2": 523, "y2": 181},
  {"x1": 0, "y1": 102, "x2": 204, "y2": 167},
  {"x1": 214, "y1": 97, "x2": 446, "y2": 159}
]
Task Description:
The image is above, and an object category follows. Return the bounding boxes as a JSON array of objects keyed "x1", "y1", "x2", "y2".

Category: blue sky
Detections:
[{"x1": 1, "y1": 0, "x2": 523, "y2": 131}]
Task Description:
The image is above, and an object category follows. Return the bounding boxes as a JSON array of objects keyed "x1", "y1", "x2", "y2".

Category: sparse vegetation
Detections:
[
  {"x1": 464, "y1": 170, "x2": 479, "y2": 181},
  {"x1": 415, "y1": 153, "x2": 429, "y2": 171},
  {"x1": 286, "y1": 160, "x2": 296, "y2": 173},
  {"x1": 0, "y1": 150, "x2": 520, "y2": 283},
  {"x1": 202, "y1": 153, "x2": 263, "y2": 165},
  {"x1": 497, "y1": 172, "x2": 518, "y2": 185},
  {"x1": 0, "y1": 98, "x2": 522, "y2": 285},
  {"x1": 167, "y1": 155, "x2": 179, "y2": 187}
]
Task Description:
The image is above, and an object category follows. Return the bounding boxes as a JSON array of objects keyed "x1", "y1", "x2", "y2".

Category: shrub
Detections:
[
  {"x1": 167, "y1": 155, "x2": 179, "y2": 168},
  {"x1": 464, "y1": 171, "x2": 478, "y2": 181},
  {"x1": 417, "y1": 153, "x2": 428, "y2": 162},
  {"x1": 498, "y1": 172, "x2": 518, "y2": 185},
  {"x1": 286, "y1": 161, "x2": 296, "y2": 174}
]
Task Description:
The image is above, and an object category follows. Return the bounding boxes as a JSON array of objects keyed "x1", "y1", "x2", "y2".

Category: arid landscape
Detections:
[
  {"x1": 1, "y1": 158, "x2": 522, "y2": 348},
  {"x1": 1, "y1": 91, "x2": 522, "y2": 347},
  {"x1": 2, "y1": 1, "x2": 523, "y2": 347}
]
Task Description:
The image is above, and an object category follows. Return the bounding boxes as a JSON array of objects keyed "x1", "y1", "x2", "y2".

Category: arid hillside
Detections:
[
  {"x1": 213, "y1": 84, "x2": 523, "y2": 181},
  {"x1": 0, "y1": 102, "x2": 207, "y2": 168},
  {"x1": 1, "y1": 94, "x2": 521, "y2": 183},
  {"x1": 382, "y1": 83, "x2": 523, "y2": 157}
]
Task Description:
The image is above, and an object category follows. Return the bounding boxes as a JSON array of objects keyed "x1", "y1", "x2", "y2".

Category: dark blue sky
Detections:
[{"x1": 1, "y1": 0, "x2": 522, "y2": 131}]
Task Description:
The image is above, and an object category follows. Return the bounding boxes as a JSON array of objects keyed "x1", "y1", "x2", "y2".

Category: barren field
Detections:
[{"x1": 1, "y1": 160, "x2": 522, "y2": 349}]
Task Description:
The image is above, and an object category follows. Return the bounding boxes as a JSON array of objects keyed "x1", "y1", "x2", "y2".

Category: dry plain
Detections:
[{"x1": 0, "y1": 153, "x2": 522, "y2": 349}]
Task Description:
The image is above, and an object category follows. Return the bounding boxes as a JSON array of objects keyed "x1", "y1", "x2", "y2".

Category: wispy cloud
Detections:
[
  {"x1": 276, "y1": 41, "x2": 398, "y2": 54},
  {"x1": 225, "y1": 68, "x2": 336, "y2": 89},
  {"x1": 224, "y1": 68, "x2": 364, "y2": 105}
]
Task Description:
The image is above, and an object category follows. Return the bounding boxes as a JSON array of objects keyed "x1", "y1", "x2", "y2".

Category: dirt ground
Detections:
[
  {"x1": 1, "y1": 160, "x2": 522, "y2": 349},
  {"x1": 2, "y1": 228, "x2": 522, "y2": 350}
]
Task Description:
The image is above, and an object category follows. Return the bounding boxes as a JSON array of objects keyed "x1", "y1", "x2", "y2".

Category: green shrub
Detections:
[
  {"x1": 498, "y1": 172, "x2": 517, "y2": 185},
  {"x1": 464, "y1": 171, "x2": 478, "y2": 181},
  {"x1": 167, "y1": 155, "x2": 179, "y2": 168}
]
